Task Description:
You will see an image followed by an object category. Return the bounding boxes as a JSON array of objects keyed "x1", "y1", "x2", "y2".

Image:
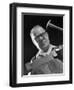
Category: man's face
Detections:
[{"x1": 35, "y1": 32, "x2": 50, "y2": 51}]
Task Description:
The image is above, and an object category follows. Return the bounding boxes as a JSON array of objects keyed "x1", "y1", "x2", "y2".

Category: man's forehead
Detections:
[{"x1": 32, "y1": 27, "x2": 45, "y2": 37}]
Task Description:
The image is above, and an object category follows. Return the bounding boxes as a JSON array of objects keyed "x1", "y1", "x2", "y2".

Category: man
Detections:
[{"x1": 25, "y1": 25, "x2": 63, "y2": 75}]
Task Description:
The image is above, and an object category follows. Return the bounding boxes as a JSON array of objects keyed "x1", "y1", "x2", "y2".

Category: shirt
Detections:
[
  {"x1": 25, "y1": 44, "x2": 63, "y2": 75},
  {"x1": 30, "y1": 45, "x2": 63, "y2": 75},
  {"x1": 36, "y1": 44, "x2": 57, "y2": 58}
]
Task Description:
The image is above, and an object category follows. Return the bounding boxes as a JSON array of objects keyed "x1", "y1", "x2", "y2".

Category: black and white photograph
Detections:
[
  {"x1": 22, "y1": 14, "x2": 63, "y2": 76},
  {"x1": 10, "y1": 3, "x2": 72, "y2": 87}
]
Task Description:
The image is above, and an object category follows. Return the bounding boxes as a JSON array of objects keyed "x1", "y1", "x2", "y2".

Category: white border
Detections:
[{"x1": 16, "y1": 7, "x2": 70, "y2": 83}]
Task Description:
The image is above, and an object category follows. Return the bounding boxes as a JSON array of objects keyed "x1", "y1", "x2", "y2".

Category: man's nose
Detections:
[{"x1": 39, "y1": 36, "x2": 43, "y2": 40}]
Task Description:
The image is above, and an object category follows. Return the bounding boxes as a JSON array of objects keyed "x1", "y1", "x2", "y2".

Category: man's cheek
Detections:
[{"x1": 39, "y1": 43, "x2": 44, "y2": 48}]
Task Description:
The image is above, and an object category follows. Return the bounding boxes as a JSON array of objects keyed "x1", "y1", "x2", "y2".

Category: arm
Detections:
[
  {"x1": 25, "y1": 56, "x2": 36, "y2": 75},
  {"x1": 25, "y1": 62, "x2": 32, "y2": 73}
]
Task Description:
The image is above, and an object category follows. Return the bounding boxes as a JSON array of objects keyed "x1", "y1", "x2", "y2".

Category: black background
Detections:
[{"x1": 23, "y1": 14, "x2": 63, "y2": 63}]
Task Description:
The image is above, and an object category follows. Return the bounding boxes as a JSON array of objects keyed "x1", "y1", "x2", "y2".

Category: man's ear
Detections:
[{"x1": 45, "y1": 32, "x2": 49, "y2": 37}]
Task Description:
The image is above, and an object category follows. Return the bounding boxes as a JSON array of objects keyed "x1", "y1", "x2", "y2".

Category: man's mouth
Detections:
[
  {"x1": 42, "y1": 40, "x2": 47, "y2": 44},
  {"x1": 42, "y1": 40, "x2": 48, "y2": 47}
]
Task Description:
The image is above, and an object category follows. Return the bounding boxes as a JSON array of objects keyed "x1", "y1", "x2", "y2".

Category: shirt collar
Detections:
[{"x1": 36, "y1": 44, "x2": 56, "y2": 57}]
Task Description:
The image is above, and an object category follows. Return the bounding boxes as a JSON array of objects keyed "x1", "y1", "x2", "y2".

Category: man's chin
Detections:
[
  {"x1": 43, "y1": 44, "x2": 49, "y2": 48},
  {"x1": 41, "y1": 45, "x2": 49, "y2": 50}
]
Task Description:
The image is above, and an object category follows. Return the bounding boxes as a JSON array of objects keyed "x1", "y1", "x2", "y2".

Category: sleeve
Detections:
[
  {"x1": 40, "y1": 58, "x2": 63, "y2": 74},
  {"x1": 47, "y1": 59, "x2": 63, "y2": 73},
  {"x1": 25, "y1": 56, "x2": 36, "y2": 74},
  {"x1": 25, "y1": 62, "x2": 32, "y2": 72},
  {"x1": 38, "y1": 64, "x2": 51, "y2": 74}
]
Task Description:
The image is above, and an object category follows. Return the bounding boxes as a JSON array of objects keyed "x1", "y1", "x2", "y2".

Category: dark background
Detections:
[
  {"x1": 22, "y1": 13, "x2": 63, "y2": 75},
  {"x1": 23, "y1": 14, "x2": 63, "y2": 63}
]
